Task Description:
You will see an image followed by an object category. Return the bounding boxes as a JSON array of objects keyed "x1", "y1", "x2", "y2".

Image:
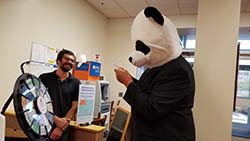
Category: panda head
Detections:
[{"x1": 129, "y1": 7, "x2": 182, "y2": 69}]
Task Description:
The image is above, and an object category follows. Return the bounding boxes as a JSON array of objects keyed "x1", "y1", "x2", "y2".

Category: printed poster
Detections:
[{"x1": 76, "y1": 84, "x2": 96, "y2": 125}]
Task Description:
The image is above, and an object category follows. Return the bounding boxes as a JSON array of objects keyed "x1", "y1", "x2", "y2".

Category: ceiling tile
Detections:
[
  {"x1": 124, "y1": 7, "x2": 145, "y2": 17},
  {"x1": 146, "y1": 0, "x2": 177, "y2": 5},
  {"x1": 180, "y1": 5, "x2": 198, "y2": 14},
  {"x1": 86, "y1": 0, "x2": 120, "y2": 9},
  {"x1": 85, "y1": 0, "x2": 246, "y2": 19},
  {"x1": 178, "y1": 0, "x2": 198, "y2": 5},
  {"x1": 160, "y1": 7, "x2": 181, "y2": 16},
  {"x1": 149, "y1": 4, "x2": 180, "y2": 16},
  {"x1": 115, "y1": 0, "x2": 148, "y2": 8},
  {"x1": 100, "y1": 8, "x2": 128, "y2": 18}
]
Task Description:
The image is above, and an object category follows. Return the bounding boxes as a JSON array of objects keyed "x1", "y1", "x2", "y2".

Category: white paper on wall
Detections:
[
  {"x1": 27, "y1": 62, "x2": 56, "y2": 77},
  {"x1": 30, "y1": 42, "x2": 60, "y2": 65},
  {"x1": 28, "y1": 42, "x2": 60, "y2": 77}
]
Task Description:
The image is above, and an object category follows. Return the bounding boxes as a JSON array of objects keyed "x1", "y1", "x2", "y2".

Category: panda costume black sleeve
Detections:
[{"x1": 123, "y1": 7, "x2": 195, "y2": 141}]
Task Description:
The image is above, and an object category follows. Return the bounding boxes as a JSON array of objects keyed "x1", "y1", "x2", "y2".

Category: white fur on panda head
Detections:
[{"x1": 129, "y1": 7, "x2": 182, "y2": 69}]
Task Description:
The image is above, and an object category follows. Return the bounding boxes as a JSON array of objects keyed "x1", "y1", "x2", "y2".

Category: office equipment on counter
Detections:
[
  {"x1": 81, "y1": 80, "x2": 111, "y2": 133},
  {"x1": 107, "y1": 107, "x2": 131, "y2": 141},
  {"x1": 91, "y1": 113, "x2": 107, "y2": 127},
  {"x1": 73, "y1": 61, "x2": 101, "y2": 81},
  {"x1": 76, "y1": 84, "x2": 96, "y2": 125}
]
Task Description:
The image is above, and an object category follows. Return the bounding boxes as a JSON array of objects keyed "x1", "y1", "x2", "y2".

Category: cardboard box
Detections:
[{"x1": 73, "y1": 61, "x2": 101, "y2": 80}]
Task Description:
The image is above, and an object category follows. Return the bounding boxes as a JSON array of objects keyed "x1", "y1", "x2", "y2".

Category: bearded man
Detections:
[{"x1": 39, "y1": 49, "x2": 81, "y2": 141}]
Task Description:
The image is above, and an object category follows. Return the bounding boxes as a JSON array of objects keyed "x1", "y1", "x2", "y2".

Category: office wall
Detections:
[
  {"x1": 194, "y1": 0, "x2": 240, "y2": 140},
  {"x1": 0, "y1": 0, "x2": 108, "y2": 109},
  {"x1": 106, "y1": 18, "x2": 134, "y2": 109}
]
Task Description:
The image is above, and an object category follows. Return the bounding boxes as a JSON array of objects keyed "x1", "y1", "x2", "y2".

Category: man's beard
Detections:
[{"x1": 60, "y1": 63, "x2": 73, "y2": 72}]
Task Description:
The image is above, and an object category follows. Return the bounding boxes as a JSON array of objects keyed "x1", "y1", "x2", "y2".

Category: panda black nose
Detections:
[{"x1": 128, "y1": 57, "x2": 133, "y2": 63}]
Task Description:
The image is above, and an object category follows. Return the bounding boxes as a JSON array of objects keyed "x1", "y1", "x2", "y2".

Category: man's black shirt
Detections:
[{"x1": 39, "y1": 71, "x2": 81, "y2": 118}]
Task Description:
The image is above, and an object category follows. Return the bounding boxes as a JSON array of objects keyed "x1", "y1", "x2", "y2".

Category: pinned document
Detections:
[{"x1": 76, "y1": 84, "x2": 96, "y2": 125}]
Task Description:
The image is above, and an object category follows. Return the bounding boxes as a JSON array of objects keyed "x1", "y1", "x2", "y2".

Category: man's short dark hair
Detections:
[{"x1": 56, "y1": 49, "x2": 76, "y2": 62}]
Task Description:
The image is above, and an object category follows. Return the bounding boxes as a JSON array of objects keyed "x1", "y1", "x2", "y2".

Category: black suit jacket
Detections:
[{"x1": 124, "y1": 55, "x2": 195, "y2": 141}]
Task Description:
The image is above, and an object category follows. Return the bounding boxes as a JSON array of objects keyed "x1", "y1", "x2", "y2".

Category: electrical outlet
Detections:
[{"x1": 118, "y1": 92, "x2": 123, "y2": 97}]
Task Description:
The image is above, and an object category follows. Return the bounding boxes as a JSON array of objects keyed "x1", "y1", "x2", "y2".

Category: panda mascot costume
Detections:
[{"x1": 114, "y1": 7, "x2": 195, "y2": 141}]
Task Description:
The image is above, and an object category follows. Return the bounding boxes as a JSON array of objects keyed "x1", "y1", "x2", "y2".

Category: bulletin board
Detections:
[{"x1": 27, "y1": 42, "x2": 60, "y2": 77}]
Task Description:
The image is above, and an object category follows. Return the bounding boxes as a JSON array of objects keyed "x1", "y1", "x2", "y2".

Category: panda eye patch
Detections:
[{"x1": 136, "y1": 40, "x2": 151, "y2": 55}]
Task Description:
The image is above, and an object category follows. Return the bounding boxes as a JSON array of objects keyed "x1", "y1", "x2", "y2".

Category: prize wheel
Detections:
[{"x1": 13, "y1": 73, "x2": 54, "y2": 140}]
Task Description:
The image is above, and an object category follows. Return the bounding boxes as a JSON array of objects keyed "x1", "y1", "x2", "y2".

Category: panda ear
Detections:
[{"x1": 144, "y1": 7, "x2": 164, "y2": 26}]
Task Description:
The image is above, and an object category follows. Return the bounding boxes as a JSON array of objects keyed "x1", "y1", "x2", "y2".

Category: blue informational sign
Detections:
[
  {"x1": 89, "y1": 61, "x2": 101, "y2": 76},
  {"x1": 75, "y1": 61, "x2": 101, "y2": 77},
  {"x1": 76, "y1": 63, "x2": 89, "y2": 71}
]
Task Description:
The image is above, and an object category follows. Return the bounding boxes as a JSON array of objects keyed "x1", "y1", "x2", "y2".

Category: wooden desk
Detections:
[
  {"x1": 70, "y1": 121, "x2": 106, "y2": 141},
  {"x1": 5, "y1": 110, "x2": 106, "y2": 141},
  {"x1": 5, "y1": 109, "x2": 27, "y2": 138}
]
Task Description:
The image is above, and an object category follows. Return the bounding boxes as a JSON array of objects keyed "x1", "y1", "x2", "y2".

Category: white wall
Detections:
[
  {"x1": 194, "y1": 0, "x2": 240, "y2": 140},
  {"x1": 0, "y1": 0, "x2": 108, "y2": 109},
  {"x1": 106, "y1": 18, "x2": 134, "y2": 109}
]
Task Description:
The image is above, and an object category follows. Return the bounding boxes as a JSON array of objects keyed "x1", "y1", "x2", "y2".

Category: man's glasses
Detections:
[{"x1": 63, "y1": 56, "x2": 75, "y2": 63}]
